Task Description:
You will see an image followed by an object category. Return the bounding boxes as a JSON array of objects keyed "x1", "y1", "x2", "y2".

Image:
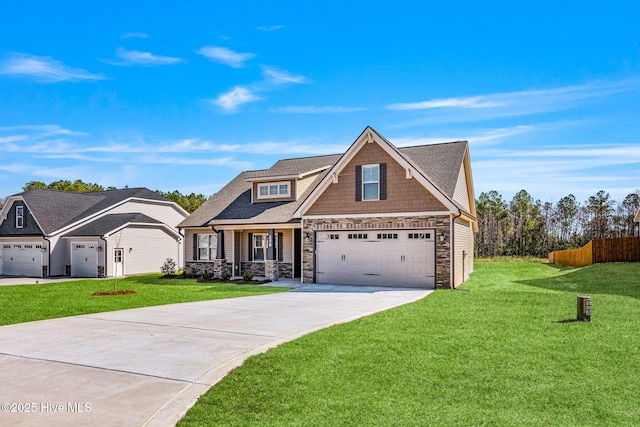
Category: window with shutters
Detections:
[
  {"x1": 198, "y1": 234, "x2": 217, "y2": 261},
  {"x1": 253, "y1": 234, "x2": 266, "y2": 261},
  {"x1": 356, "y1": 163, "x2": 386, "y2": 202}
]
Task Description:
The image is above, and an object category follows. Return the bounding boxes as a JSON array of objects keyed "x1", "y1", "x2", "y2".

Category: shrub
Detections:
[
  {"x1": 242, "y1": 271, "x2": 254, "y2": 281},
  {"x1": 220, "y1": 271, "x2": 232, "y2": 281},
  {"x1": 160, "y1": 258, "x2": 177, "y2": 276}
]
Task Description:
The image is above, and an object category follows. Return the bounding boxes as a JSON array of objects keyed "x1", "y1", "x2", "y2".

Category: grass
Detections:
[
  {"x1": 178, "y1": 261, "x2": 640, "y2": 426},
  {"x1": 0, "y1": 275, "x2": 289, "y2": 326}
]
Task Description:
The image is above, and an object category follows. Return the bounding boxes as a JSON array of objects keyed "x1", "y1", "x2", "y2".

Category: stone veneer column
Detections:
[
  {"x1": 264, "y1": 260, "x2": 279, "y2": 281},
  {"x1": 213, "y1": 259, "x2": 226, "y2": 278}
]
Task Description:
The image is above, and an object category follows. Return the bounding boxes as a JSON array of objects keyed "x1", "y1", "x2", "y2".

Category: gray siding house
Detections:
[
  {"x1": 179, "y1": 127, "x2": 477, "y2": 288},
  {"x1": 0, "y1": 188, "x2": 188, "y2": 278}
]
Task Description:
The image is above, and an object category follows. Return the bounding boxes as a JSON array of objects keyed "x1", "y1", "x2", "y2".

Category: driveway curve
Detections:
[{"x1": 0, "y1": 283, "x2": 432, "y2": 427}]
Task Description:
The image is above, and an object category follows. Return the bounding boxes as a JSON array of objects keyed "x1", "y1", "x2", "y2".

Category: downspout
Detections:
[
  {"x1": 178, "y1": 228, "x2": 184, "y2": 273},
  {"x1": 43, "y1": 236, "x2": 51, "y2": 277},
  {"x1": 450, "y1": 210, "x2": 463, "y2": 289},
  {"x1": 100, "y1": 235, "x2": 108, "y2": 278}
]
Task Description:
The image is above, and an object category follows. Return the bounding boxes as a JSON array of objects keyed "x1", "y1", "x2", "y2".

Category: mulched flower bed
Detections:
[{"x1": 92, "y1": 290, "x2": 137, "y2": 296}]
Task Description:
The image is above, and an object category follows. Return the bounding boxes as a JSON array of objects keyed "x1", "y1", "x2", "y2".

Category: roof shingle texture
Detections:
[
  {"x1": 64, "y1": 213, "x2": 162, "y2": 237},
  {"x1": 179, "y1": 139, "x2": 468, "y2": 228},
  {"x1": 16, "y1": 188, "x2": 169, "y2": 234}
]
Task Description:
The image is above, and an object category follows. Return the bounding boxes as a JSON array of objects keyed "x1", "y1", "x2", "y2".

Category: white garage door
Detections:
[
  {"x1": 316, "y1": 229, "x2": 435, "y2": 288},
  {"x1": 1, "y1": 244, "x2": 44, "y2": 277},
  {"x1": 72, "y1": 243, "x2": 98, "y2": 277}
]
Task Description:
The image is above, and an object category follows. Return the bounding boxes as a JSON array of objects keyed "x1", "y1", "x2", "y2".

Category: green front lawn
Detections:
[
  {"x1": 179, "y1": 261, "x2": 640, "y2": 426},
  {"x1": 0, "y1": 275, "x2": 289, "y2": 326}
]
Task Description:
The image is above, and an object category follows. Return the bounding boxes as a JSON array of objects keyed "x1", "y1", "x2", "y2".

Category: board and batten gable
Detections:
[{"x1": 305, "y1": 141, "x2": 447, "y2": 216}]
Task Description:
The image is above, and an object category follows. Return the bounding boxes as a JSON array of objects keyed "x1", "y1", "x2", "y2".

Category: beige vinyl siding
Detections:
[
  {"x1": 453, "y1": 218, "x2": 473, "y2": 287},
  {"x1": 296, "y1": 174, "x2": 318, "y2": 199},
  {"x1": 104, "y1": 226, "x2": 180, "y2": 276},
  {"x1": 452, "y1": 164, "x2": 471, "y2": 212}
]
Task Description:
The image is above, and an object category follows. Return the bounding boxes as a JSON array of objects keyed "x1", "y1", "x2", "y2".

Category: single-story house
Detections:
[
  {"x1": 179, "y1": 126, "x2": 477, "y2": 289},
  {"x1": 0, "y1": 188, "x2": 188, "y2": 278}
]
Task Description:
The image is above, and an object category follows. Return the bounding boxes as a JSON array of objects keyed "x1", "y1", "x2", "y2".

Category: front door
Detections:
[{"x1": 113, "y1": 248, "x2": 124, "y2": 277}]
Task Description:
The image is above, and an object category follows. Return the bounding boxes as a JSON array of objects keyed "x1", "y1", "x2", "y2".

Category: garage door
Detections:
[
  {"x1": 1, "y1": 244, "x2": 44, "y2": 277},
  {"x1": 315, "y1": 229, "x2": 435, "y2": 288},
  {"x1": 72, "y1": 243, "x2": 98, "y2": 277}
]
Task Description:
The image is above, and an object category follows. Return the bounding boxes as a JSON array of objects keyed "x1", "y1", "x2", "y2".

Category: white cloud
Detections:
[
  {"x1": 121, "y1": 32, "x2": 149, "y2": 39},
  {"x1": 105, "y1": 48, "x2": 183, "y2": 66},
  {"x1": 387, "y1": 79, "x2": 640, "y2": 126},
  {"x1": 210, "y1": 86, "x2": 262, "y2": 111},
  {"x1": 387, "y1": 96, "x2": 503, "y2": 110},
  {"x1": 270, "y1": 105, "x2": 365, "y2": 114},
  {"x1": 196, "y1": 46, "x2": 255, "y2": 68},
  {"x1": 257, "y1": 25, "x2": 283, "y2": 32},
  {"x1": 0, "y1": 53, "x2": 106, "y2": 82},
  {"x1": 262, "y1": 66, "x2": 308, "y2": 84}
]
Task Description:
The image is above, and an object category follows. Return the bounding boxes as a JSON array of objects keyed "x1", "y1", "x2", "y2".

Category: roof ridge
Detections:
[{"x1": 398, "y1": 140, "x2": 468, "y2": 149}]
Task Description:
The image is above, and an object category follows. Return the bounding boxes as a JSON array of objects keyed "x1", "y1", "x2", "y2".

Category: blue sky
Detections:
[{"x1": 1, "y1": 1, "x2": 639, "y2": 205}]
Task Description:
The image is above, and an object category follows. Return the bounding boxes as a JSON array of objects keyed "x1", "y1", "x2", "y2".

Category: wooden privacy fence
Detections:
[{"x1": 549, "y1": 237, "x2": 640, "y2": 267}]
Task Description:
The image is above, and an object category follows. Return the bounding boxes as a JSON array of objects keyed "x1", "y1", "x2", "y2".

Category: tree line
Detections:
[
  {"x1": 1, "y1": 180, "x2": 209, "y2": 213},
  {"x1": 476, "y1": 189, "x2": 640, "y2": 258}
]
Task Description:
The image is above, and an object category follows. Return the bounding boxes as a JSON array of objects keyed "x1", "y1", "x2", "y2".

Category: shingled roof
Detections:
[
  {"x1": 179, "y1": 135, "x2": 469, "y2": 228},
  {"x1": 14, "y1": 188, "x2": 170, "y2": 234},
  {"x1": 64, "y1": 213, "x2": 163, "y2": 237}
]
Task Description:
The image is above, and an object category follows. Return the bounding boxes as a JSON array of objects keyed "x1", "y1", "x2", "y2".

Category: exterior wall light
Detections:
[{"x1": 440, "y1": 231, "x2": 446, "y2": 242}]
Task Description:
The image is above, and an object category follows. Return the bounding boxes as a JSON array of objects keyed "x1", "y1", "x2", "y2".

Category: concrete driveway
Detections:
[{"x1": 0, "y1": 281, "x2": 432, "y2": 427}]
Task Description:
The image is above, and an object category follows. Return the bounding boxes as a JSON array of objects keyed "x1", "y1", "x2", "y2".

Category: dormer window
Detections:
[
  {"x1": 257, "y1": 181, "x2": 290, "y2": 199},
  {"x1": 16, "y1": 206, "x2": 24, "y2": 228}
]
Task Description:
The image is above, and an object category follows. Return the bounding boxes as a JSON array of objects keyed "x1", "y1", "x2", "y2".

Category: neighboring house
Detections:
[
  {"x1": 635, "y1": 206, "x2": 640, "y2": 223},
  {"x1": 179, "y1": 126, "x2": 477, "y2": 289},
  {"x1": 0, "y1": 188, "x2": 188, "y2": 278}
]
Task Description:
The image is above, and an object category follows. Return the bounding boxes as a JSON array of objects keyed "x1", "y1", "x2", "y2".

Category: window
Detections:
[
  {"x1": 348, "y1": 233, "x2": 368, "y2": 239},
  {"x1": 409, "y1": 233, "x2": 431, "y2": 239},
  {"x1": 362, "y1": 165, "x2": 379, "y2": 200},
  {"x1": 253, "y1": 234, "x2": 266, "y2": 261},
  {"x1": 377, "y1": 233, "x2": 398, "y2": 239},
  {"x1": 16, "y1": 205, "x2": 24, "y2": 228},
  {"x1": 114, "y1": 248, "x2": 123, "y2": 263},
  {"x1": 198, "y1": 234, "x2": 217, "y2": 261},
  {"x1": 257, "y1": 181, "x2": 290, "y2": 199}
]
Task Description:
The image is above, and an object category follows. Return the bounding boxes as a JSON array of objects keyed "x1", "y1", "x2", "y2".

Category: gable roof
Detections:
[
  {"x1": 63, "y1": 213, "x2": 164, "y2": 237},
  {"x1": 2, "y1": 188, "x2": 178, "y2": 235},
  {"x1": 295, "y1": 126, "x2": 473, "y2": 217},
  {"x1": 180, "y1": 126, "x2": 476, "y2": 228}
]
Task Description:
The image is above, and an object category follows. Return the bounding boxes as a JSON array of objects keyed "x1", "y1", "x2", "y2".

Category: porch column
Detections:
[
  {"x1": 265, "y1": 228, "x2": 278, "y2": 281},
  {"x1": 216, "y1": 229, "x2": 225, "y2": 259}
]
